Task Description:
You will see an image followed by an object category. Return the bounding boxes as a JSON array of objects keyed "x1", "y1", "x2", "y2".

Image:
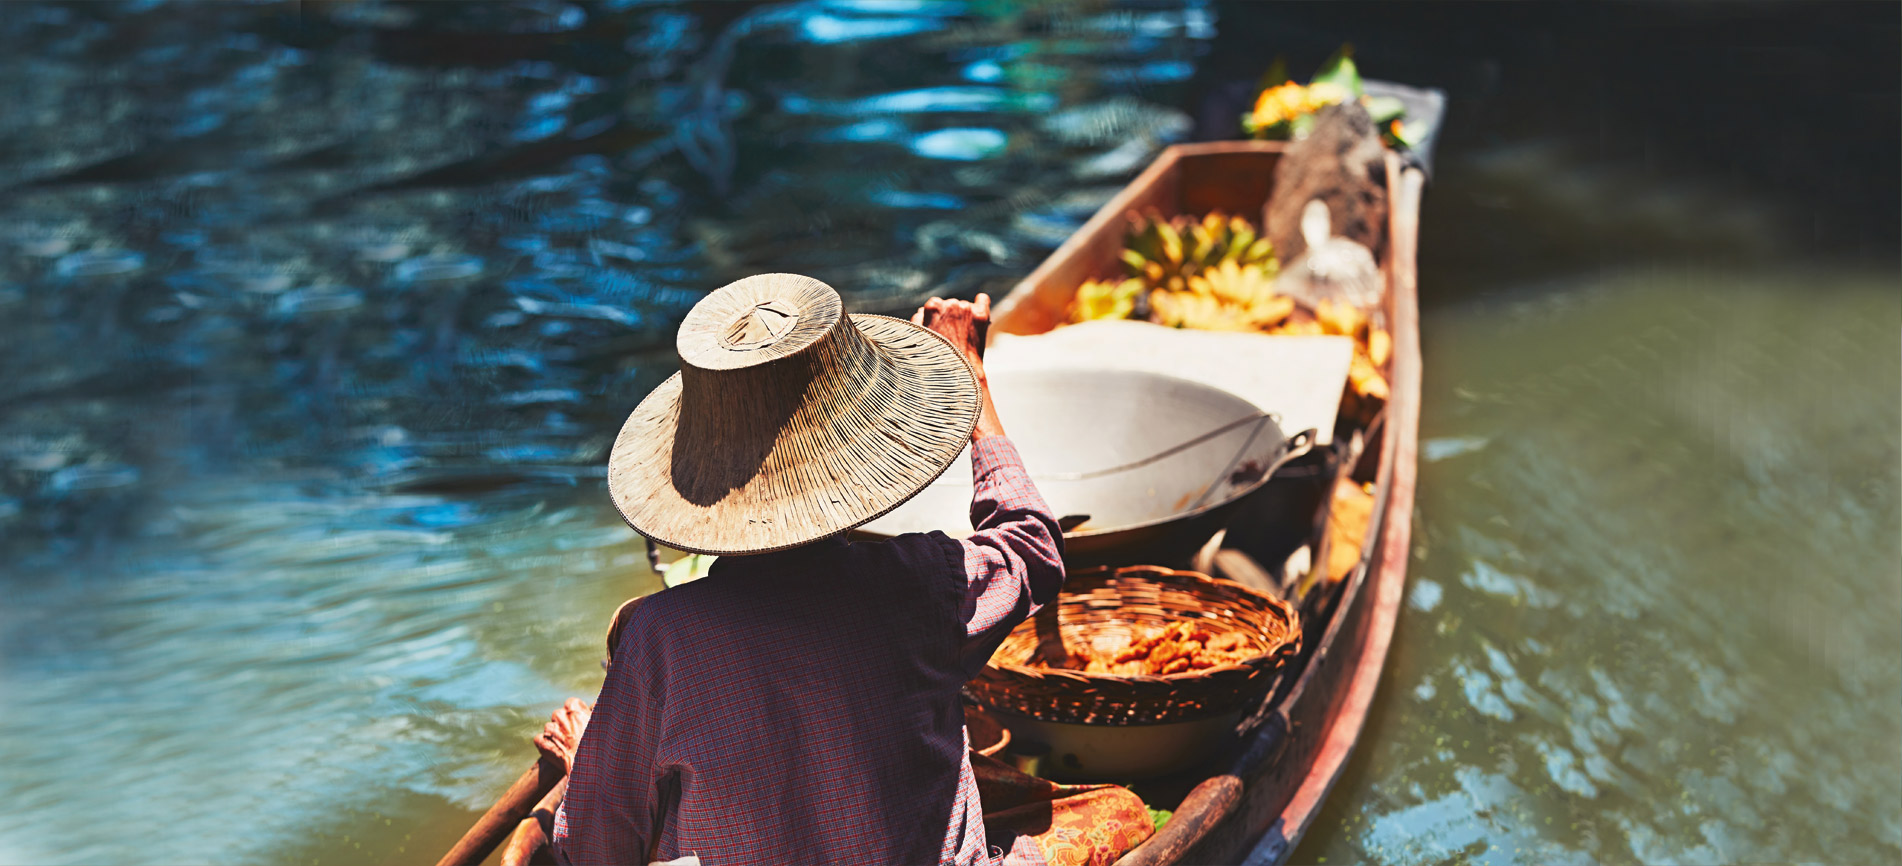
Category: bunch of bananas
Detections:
[
  {"x1": 1120, "y1": 210, "x2": 1276, "y2": 291},
  {"x1": 1069, "y1": 210, "x2": 1287, "y2": 329},
  {"x1": 1152, "y1": 260, "x2": 1296, "y2": 331},
  {"x1": 1140, "y1": 213, "x2": 1288, "y2": 331}
]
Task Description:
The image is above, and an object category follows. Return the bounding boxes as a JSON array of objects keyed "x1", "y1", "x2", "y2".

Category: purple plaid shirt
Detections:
[{"x1": 554, "y1": 436, "x2": 1063, "y2": 865}]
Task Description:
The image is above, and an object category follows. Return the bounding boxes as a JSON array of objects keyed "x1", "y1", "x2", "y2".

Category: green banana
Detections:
[
  {"x1": 1223, "y1": 221, "x2": 1256, "y2": 264},
  {"x1": 1119, "y1": 248, "x2": 1150, "y2": 277},
  {"x1": 1243, "y1": 238, "x2": 1274, "y2": 265},
  {"x1": 1156, "y1": 221, "x2": 1184, "y2": 266},
  {"x1": 1188, "y1": 223, "x2": 1215, "y2": 271},
  {"x1": 1126, "y1": 220, "x2": 1161, "y2": 263}
]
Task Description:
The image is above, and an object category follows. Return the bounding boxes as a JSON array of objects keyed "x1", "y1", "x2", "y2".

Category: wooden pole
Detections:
[
  {"x1": 498, "y1": 777, "x2": 568, "y2": 866},
  {"x1": 435, "y1": 755, "x2": 566, "y2": 866}
]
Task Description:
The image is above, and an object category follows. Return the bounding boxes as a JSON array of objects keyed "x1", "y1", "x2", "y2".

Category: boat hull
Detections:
[{"x1": 988, "y1": 142, "x2": 1424, "y2": 866}]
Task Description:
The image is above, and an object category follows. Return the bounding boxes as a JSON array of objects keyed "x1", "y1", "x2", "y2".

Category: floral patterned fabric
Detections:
[{"x1": 973, "y1": 751, "x2": 1154, "y2": 866}]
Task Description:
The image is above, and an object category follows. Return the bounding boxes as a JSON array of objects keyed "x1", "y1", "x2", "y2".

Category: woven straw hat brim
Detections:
[{"x1": 607, "y1": 314, "x2": 979, "y2": 555}]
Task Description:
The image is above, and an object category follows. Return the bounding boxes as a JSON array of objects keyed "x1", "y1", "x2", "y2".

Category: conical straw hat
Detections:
[{"x1": 608, "y1": 274, "x2": 980, "y2": 555}]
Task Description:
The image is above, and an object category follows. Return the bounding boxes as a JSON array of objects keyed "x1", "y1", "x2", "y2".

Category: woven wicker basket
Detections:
[{"x1": 968, "y1": 566, "x2": 1301, "y2": 726}]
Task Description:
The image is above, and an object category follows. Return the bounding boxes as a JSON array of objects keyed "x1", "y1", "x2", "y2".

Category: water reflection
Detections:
[
  {"x1": 0, "y1": 1, "x2": 1205, "y2": 863},
  {"x1": 2, "y1": 479, "x2": 655, "y2": 864}
]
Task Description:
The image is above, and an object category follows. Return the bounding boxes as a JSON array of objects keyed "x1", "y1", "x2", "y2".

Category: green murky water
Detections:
[
  {"x1": 1294, "y1": 272, "x2": 1901, "y2": 865},
  {"x1": 0, "y1": 3, "x2": 1895, "y2": 865}
]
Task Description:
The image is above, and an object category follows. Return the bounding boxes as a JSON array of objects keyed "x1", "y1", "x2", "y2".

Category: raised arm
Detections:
[{"x1": 913, "y1": 295, "x2": 1066, "y2": 674}]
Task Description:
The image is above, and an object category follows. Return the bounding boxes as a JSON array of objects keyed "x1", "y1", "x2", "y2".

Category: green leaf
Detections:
[
  {"x1": 1310, "y1": 43, "x2": 1363, "y2": 97},
  {"x1": 1363, "y1": 95, "x2": 1406, "y2": 125},
  {"x1": 1393, "y1": 119, "x2": 1428, "y2": 149},
  {"x1": 1148, "y1": 807, "x2": 1174, "y2": 832},
  {"x1": 1289, "y1": 112, "x2": 1317, "y2": 141}
]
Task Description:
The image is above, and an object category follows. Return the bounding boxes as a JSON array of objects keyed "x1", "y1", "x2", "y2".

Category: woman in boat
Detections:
[{"x1": 532, "y1": 275, "x2": 1151, "y2": 866}]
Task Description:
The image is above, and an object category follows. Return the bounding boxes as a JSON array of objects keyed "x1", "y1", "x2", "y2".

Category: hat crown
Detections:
[
  {"x1": 719, "y1": 300, "x2": 800, "y2": 349},
  {"x1": 677, "y1": 274, "x2": 842, "y2": 372}
]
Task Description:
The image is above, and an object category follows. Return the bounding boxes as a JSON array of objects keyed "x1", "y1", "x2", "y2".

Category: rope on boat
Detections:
[{"x1": 1029, "y1": 412, "x2": 1280, "y2": 482}]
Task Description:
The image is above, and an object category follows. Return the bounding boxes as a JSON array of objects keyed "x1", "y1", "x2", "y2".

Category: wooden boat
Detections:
[
  {"x1": 440, "y1": 139, "x2": 1424, "y2": 866},
  {"x1": 986, "y1": 140, "x2": 1424, "y2": 865}
]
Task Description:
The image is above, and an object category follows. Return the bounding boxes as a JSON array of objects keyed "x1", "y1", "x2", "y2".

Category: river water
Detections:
[{"x1": 0, "y1": 3, "x2": 1894, "y2": 865}]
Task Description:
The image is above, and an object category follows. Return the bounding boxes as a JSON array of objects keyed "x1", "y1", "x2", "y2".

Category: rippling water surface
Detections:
[
  {"x1": 0, "y1": 3, "x2": 1895, "y2": 865},
  {"x1": 1294, "y1": 273, "x2": 1900, "y2": 865},
  {"x1": 0, "y1": 3, "x2": 1209, "y2": 863}
]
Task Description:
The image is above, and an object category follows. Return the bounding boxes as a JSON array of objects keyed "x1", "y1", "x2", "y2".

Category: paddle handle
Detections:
[
  {"x1": 498, "y1": 777, "x2": 569, "y2": 866},
  {"x1": 436, "y1": 755, "x2": 566, "y2": 866}
]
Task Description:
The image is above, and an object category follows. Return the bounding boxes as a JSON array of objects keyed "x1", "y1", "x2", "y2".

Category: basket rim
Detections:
[
  {"x1": 982, "y1": 564, "x2": 1301, "y2": 684},
  {"x1": 977, "y1": 702, "x2": 1250, "y2": 730}
]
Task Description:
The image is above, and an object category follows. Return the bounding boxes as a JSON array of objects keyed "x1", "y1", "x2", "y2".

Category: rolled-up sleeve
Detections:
[{"x1": 957, "y1": 436, "x2": 1065, "y2": 674}]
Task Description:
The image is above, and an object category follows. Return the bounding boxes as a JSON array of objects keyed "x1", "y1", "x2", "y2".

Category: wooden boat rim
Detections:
[
  {"x1": 1228, "y1": 156, "x2": 1422, "y2": 865},
  {"x1": 987, "y1": 139, "x2": 1424, "y2": 866}
]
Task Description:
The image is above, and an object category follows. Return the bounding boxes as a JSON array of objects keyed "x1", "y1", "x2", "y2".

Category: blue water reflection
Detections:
[{"x1": 0, "y1": 1, "x2": 1204, "y2": 862}]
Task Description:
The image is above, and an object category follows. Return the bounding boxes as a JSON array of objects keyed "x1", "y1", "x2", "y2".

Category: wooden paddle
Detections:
[
  {"x1": 441, "y1": 597, "x2": 633, "y2": 866},
  {"x1": 435, "y1": 755, "x2": 566, "y2": 866},
  {"x1": 497, "y1": 777, "x2": 569, "y2": 866}
]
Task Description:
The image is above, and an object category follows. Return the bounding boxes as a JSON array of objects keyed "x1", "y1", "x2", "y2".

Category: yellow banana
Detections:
[
  {"x1": 1314, "y1": 299, "x2": 1367, "y2": 338},
  {"x1": 1367, "y1": 328, "x2": 1392, "y2": 367},
  {"x1": 1068, "y1": 278, "x2": 1145, "y2": 323}
]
